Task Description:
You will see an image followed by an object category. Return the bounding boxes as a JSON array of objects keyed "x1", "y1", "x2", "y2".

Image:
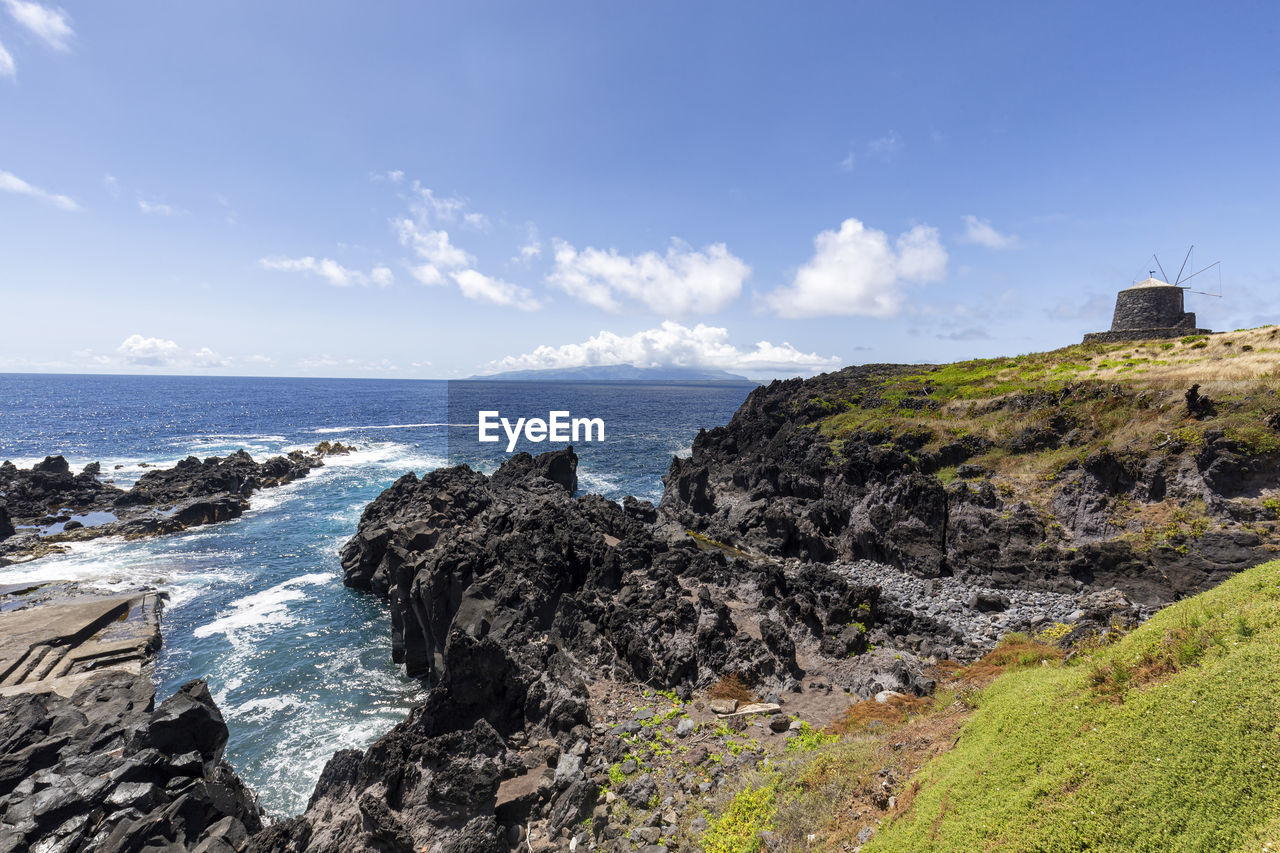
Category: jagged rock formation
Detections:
[
  {"x1": 660, "y1": 367, "x2": 1277, "y2": 605},
  {"x1": 0, "y1": 444, "x2": 355, "y2": 565},
  {"x1": 10, "y1": 346, "x2": 1280, "y2": 852},
  {"x1": 262, "y1": 449, "x2": 908, "y2": 852},
  {"x1": 0, "y1": 676, "x2": 263, "y2": 852},
  {"x1": 0, "y1": 583, "x2": 262, "y2": 852}
]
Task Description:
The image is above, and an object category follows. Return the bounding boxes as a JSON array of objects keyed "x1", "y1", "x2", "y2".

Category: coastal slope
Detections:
[{"x1": 662, "y1": 327, "x2": 1280, "y2": 605}]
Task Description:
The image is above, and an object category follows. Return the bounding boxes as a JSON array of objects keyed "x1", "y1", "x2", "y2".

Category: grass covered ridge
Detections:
[
  {"x1": 809, "y1": 326, "x2": 1280, "y2": 549},
  {"x1": 695, "y1": 559, "x2": 1280, "y2": 853}
]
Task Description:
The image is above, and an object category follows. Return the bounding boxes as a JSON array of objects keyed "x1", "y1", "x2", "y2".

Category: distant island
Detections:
[{"x1": 467, "y1": 363, "x2": 750, "y2": 381}]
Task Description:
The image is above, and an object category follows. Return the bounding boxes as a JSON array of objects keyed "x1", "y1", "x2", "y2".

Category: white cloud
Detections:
[
  {"x1": 452, "y1": 269, "x2": 539, "y2": 311},
  {"x1": 483, "y1": 321, "x2": 841, "y2": 376},
  {"x1": 763, "y1": 218, "x2": 947, "y2": 318},
  {"x1": 516, "y1": 227, "x2": 542, "y2": 263},
  {"x1": 0, "y1": 169, "x2": 80, "y2": 211},
  {"x1": 297, "y1": 355, "x2": 400, "y2": 373},
  {"x1": 260, "y1": 256, "x2": 394, "y2": 287},
  {"x1": 395, "y1": 217, "x2": 473, "y2": 285},
  {"x1": 548, "y1": 239, "x2": 749, "y2": 315},
  {"x1": 4, "y1": 0, "x2": 72, "y2": 51},
  {"x1": 959, "y1": 215, "x2": 1018, "y2": 249},
  {"x1": 137, "y1": 196, "x2": 181, "y2": 216},
  {"x1": 463, "y1": 211, "x2": 490, "y2": 230},
  {"x1": 0, "y1": 39, "x2": 14, "y2": 78},
  {"x1": 191, "y1": 346, "x2": 231, "y2": 368},
  {"x1": 868, "y1": 130, "x2": 902, "y2": 158},
  {"x1": 839, "y1": 149, "x2": 856, "y2": 172},
  {"x1": 410, "y1": 182, "x2": 466, "y2": 223},
  {"x1": 394, "y1": 208, "x2": 537, "y2": 310},
  {"x1": 116, "y1": 334, "x2": 182, "y2": 366},
  {"x1": 102, "y1": 173, "x2": 119, "y2": 197}
]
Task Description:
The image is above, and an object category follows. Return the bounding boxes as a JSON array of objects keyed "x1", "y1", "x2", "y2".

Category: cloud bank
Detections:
[
  {"x1": 116, "y1": 334, "x2": 230, "y2": 369},
  {"x1": 483, "y1": 321, "x2": 841, "y2": 376}
]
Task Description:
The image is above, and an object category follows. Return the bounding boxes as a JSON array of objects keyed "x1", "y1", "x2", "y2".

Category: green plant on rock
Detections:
[
  {"x1": 785, "y1": 721, "x2": 838, "y2": 753},
  {"x1": 1035, "y1": 622, "x2": 1073, "y2": 645},
  {"x1": 607, "y1": 763, "x2": 627, "y2": 789},
  {"x1": 700, "y1": 781, "x2": 778, "y2": 853}
]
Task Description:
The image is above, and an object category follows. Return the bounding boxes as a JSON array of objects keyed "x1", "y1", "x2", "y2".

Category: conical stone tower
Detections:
[{"x1": 1083, "y1": 277, "x2": 1209, "y2": 344}]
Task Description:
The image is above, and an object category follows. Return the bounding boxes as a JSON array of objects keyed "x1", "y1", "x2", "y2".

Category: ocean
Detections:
[{"x1": 0, "y1": 373, "x2": 755, "y2": 816}]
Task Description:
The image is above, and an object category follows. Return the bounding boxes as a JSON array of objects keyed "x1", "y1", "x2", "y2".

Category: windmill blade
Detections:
[
  {"x1": 1153, "y1": 253, "x2": 1171, "y2": 284},
  {"x1": 1173, "y1": 245, "x2": 1193, "y2": 286},
  {"x1": 1179, "y1": 261, "x2": 1220, "y2": 286}
]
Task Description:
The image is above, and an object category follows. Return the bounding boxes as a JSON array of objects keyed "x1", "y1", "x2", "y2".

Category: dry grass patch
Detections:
[
  {"x1": 960, "y1": 633, "x2": 1064, "y2": 683},
  {"x1": 707, "y1": 673, "x2": 757, "y2": 705},
  {"x1": 767, "y1": 700, "x2": 970, "y2": 852},
  {"x1": 826, "y1": 692, "x2": 934, "y2": 736}
]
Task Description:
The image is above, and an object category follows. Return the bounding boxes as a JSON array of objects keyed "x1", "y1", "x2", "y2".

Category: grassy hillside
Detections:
[
  {"x1": 698, "y1": 558, "x2": 1280, "y2": 853},
  {"x1": 867, "y1": 557, "x2": 1280, "y2": 852},
  {"x1": 808, "y1": 326, "x2": 1280, "y2": 556},
  {"x1": 817, "y1": 326, "x2": 1280, "y2": 473}
]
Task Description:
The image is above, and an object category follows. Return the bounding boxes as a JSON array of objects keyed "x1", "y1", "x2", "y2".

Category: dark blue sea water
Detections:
[{"x1": 0, "y1": 374, "x2": 754, "y2": 815}]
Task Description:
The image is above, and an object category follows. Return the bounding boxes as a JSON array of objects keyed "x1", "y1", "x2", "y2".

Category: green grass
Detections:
[
  {"x1": 784, "y1": 721, "x2": 838, "y2": 753},
  {"x1": 701, "y1": 782, "x2": 778, "y2": 853},
  {"x1": 807, "y1": 335, "x2": 1280, "y2": 532},
  {"x1": 864, "y1": 559, "x2": 1280, "y2": 852}
]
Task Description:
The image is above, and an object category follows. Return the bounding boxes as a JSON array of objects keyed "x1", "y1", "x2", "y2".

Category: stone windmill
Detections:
[{"x1": 1083, "y1": 247, "x2": 1220, "y2": 344}]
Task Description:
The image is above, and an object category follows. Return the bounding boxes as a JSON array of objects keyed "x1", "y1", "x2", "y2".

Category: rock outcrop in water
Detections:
[
  {"x1": 0, "y1": 443, "x2": 355, "y2": 566},
  {"x1": 261, "y1": 448, "x2": 921, "y2": 852}
]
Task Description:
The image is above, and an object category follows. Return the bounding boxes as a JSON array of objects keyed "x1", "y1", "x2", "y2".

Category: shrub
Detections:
[
  {"x1": 785, "y1": 721, "x2": 839, "y2": 753},
  {"x1": 700, "y1": 782, "x2": 777, "y2": 853}
]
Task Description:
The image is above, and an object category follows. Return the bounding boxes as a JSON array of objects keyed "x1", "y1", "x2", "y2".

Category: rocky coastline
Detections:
[
  {"x1": 660, "y1": 366, "x2": 1277, "y2": 604},
  {"x1": 0, "y1": 442, "x2": 355, "y2": 566},
  {"x1": 4, "y1": 355, "x2": 1280, "y2": 852}
]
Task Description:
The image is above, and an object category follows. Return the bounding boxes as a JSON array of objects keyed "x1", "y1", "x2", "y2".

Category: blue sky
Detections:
[{"x1": 2, "y1": 1, "x2": 1278, "y2": 379}]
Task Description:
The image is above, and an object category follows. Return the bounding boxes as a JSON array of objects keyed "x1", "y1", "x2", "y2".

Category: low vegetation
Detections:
[
  {"x1": 696, "y1": 559, "x2": 1280, "y2": 853},
  {"x1": 810, "y1": 325, "x2": 1280, "y2": 544},
  {"x1": 707, "y1": 673, "x2": 758, "y2": 705}
]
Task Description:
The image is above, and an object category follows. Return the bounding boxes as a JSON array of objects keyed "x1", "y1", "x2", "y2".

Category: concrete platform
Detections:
[{"x1": 0, "y1": 583, "x2": 164, "y2": 698}]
